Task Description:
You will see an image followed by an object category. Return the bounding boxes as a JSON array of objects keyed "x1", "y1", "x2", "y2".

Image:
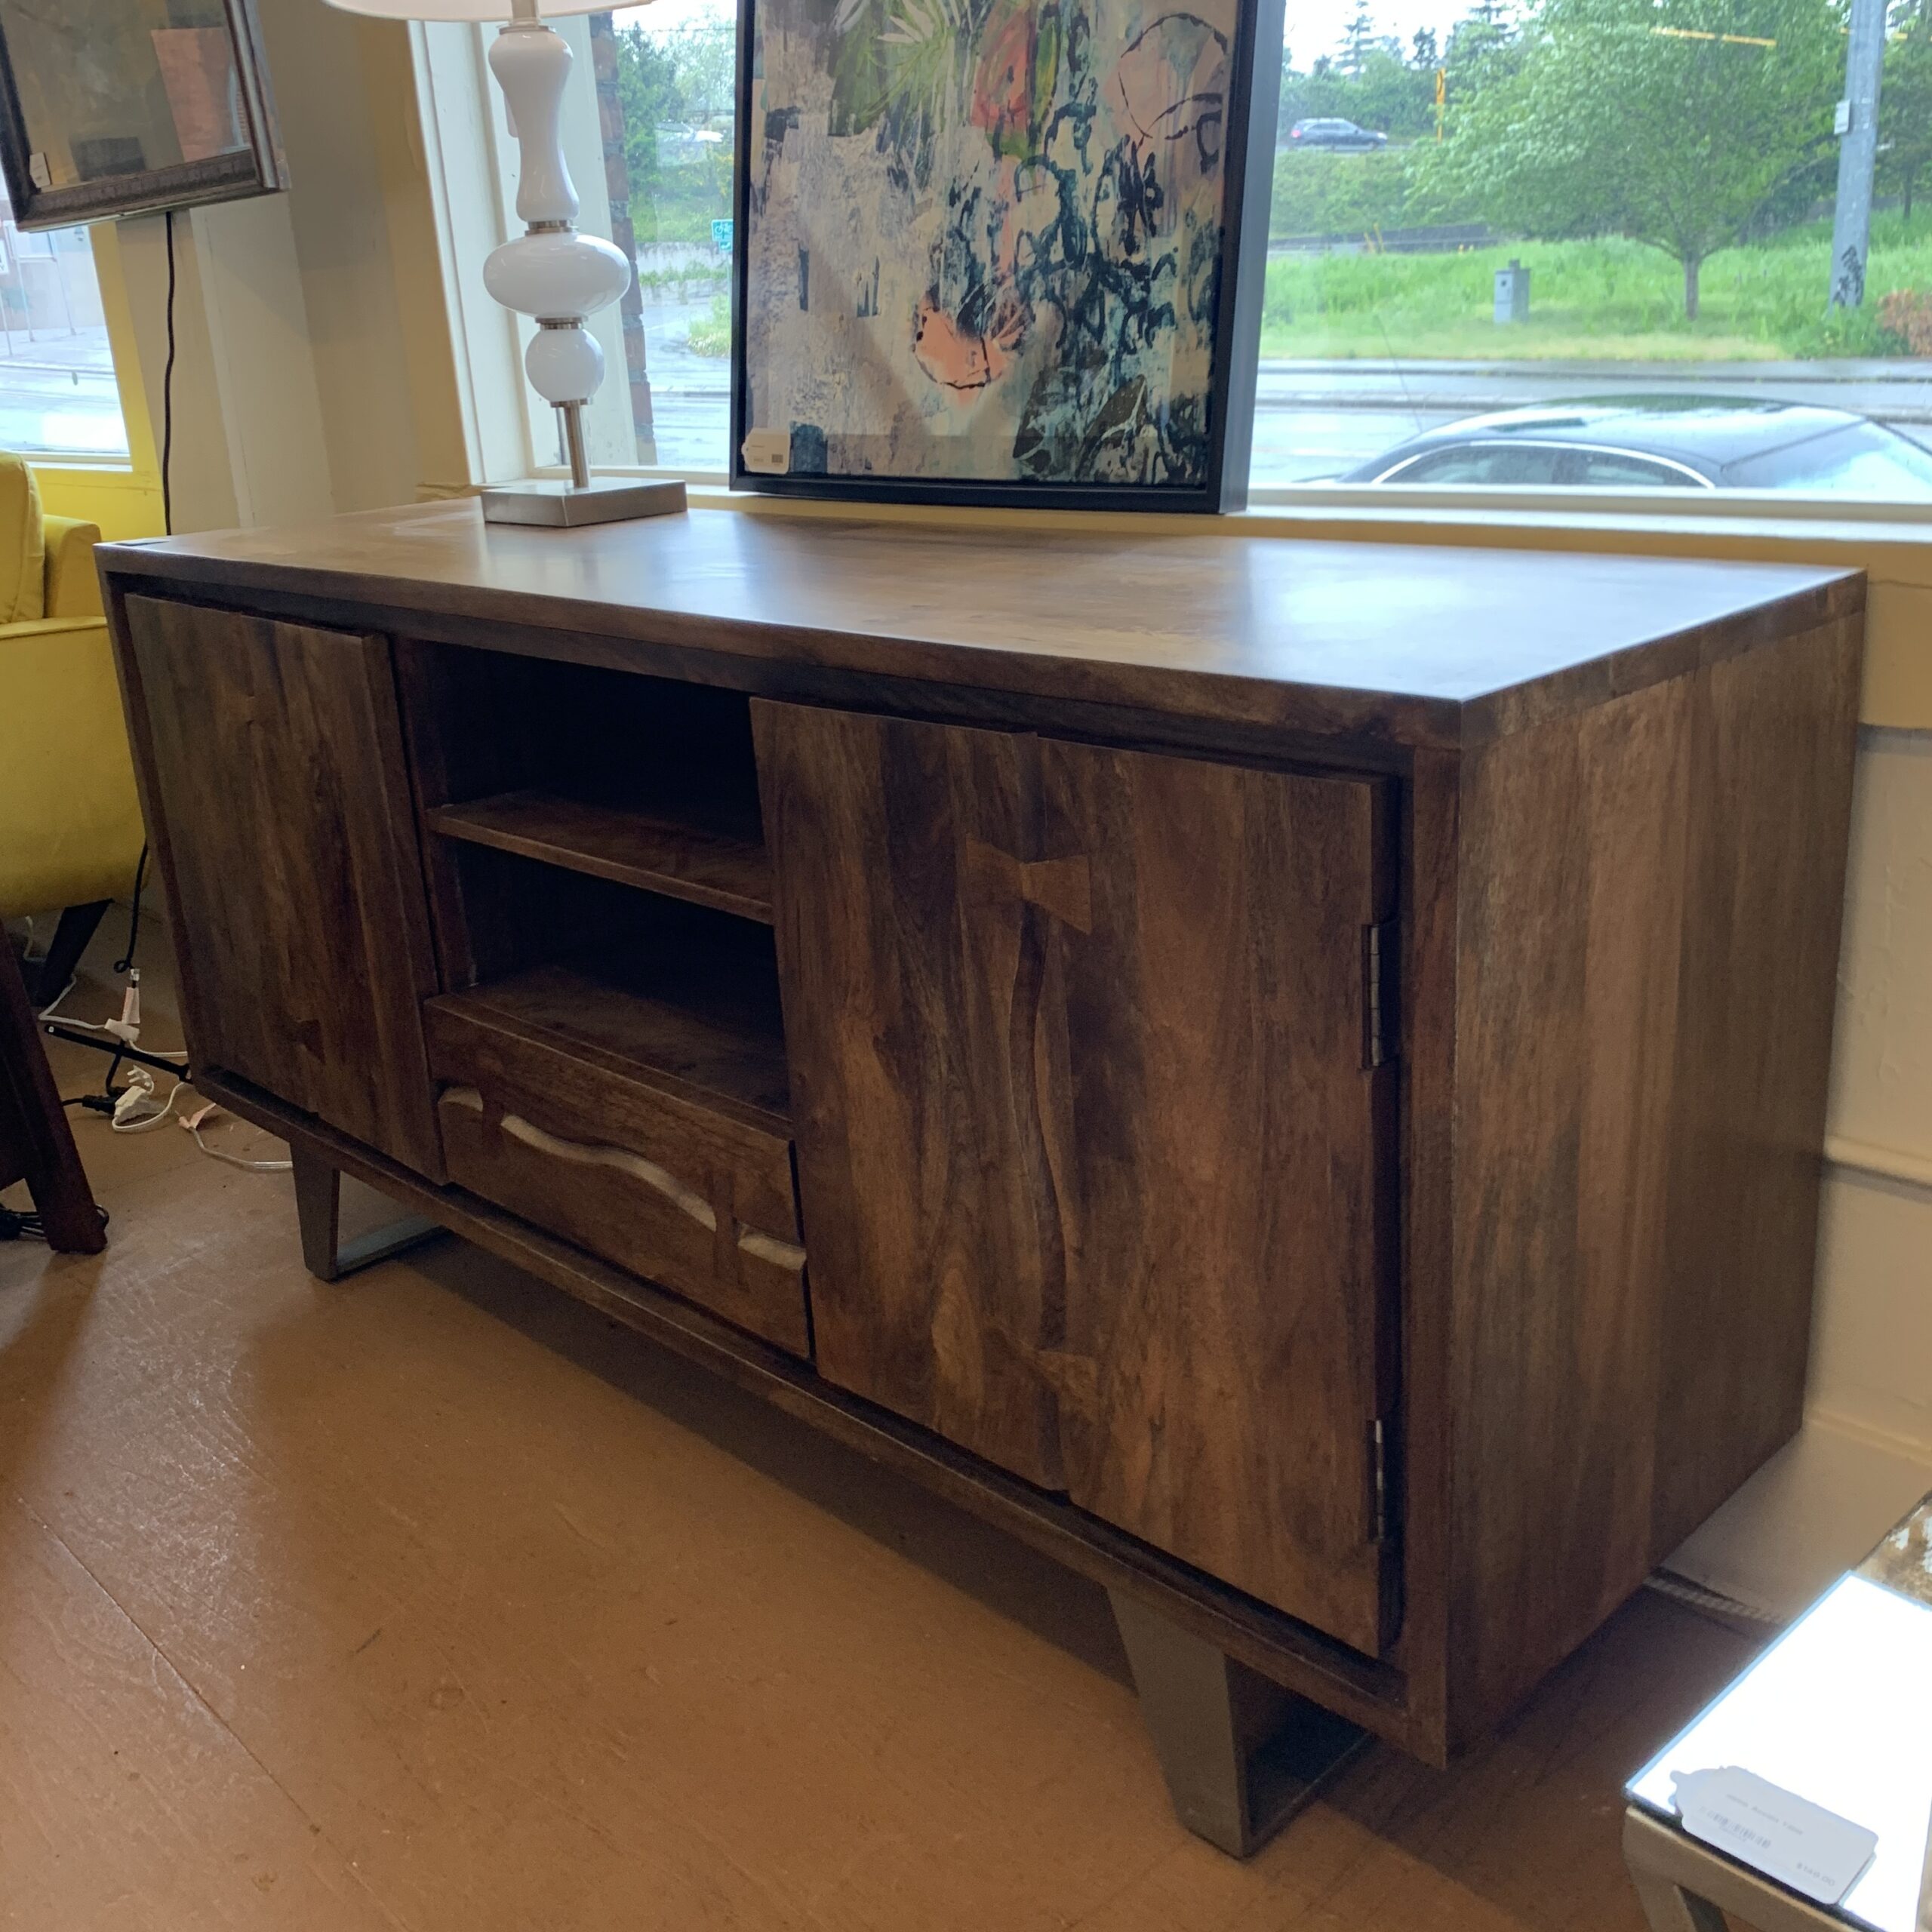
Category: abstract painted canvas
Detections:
[{"x1": 734, "y1": 0, "x2": 1277, "y2": 506}]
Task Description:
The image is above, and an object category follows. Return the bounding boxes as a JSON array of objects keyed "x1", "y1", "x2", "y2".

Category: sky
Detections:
[{"x1": 611, "y1": 0, "x2": 1493, "y2": 66}]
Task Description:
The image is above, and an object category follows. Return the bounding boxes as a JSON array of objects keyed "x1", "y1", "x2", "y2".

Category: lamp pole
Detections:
[{"x1": 1829, "y1": 0, "x2": 1888, "y2": 307}]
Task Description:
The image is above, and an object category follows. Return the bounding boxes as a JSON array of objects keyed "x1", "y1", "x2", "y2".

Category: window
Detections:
[
  {"x1": 1260, "y1": 0, "x2": 1932, "y2": 503},
  {"x1": 590, "y1": 0, "x2": 736, "y2": 472},
  {"x1": 478, "y1": 0, "x2": 1932, "y2": 507},
  {"x1": 0, "y1": 178, "x2": 128, "y2": 460}
]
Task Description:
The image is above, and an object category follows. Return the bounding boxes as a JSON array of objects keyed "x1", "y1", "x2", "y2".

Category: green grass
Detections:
[
  {"x1": 687, "y1": 291, "x2": 731, "y2": 357},
  {"x1": 1258, "y1": 211, "x2": 1932, "y2": 360},
  {"x1": 635, "y1": 263, "x2": 728, "y2": 298}
]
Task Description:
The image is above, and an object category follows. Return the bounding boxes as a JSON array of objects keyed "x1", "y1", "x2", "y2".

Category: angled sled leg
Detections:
[
  {"x1": 1109, "y1": 1588, "x2": 1370, "y2": 1858},
  {"x1": 291, "y1": 1144, "x2": 440, "y2": 1282}
]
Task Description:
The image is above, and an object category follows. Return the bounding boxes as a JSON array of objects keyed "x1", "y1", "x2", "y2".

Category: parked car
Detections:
[
  {"x1": 1285, "y1": 118, "x2": 1389, "y2": 150},
  {"x1": 1338, "y1": 396, "x2": 1932, "y2": 497}
]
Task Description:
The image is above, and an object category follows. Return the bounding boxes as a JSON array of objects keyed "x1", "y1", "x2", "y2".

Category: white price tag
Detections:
[
  {"x1": 741, "y1": 428, "x2": 791, "y2": 475},
  {"x1": 27, "y1": 152, "x2": 49, "y2": 189},
  {"x1": 1672, "y1": 1767, "x2": 1878, "y2": 1906}
]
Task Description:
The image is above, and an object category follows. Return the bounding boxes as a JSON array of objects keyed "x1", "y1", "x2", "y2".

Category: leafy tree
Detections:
[
  {"x1": 1881, "y1": 0, "x2": 1932, "y2": 220},
  {"x1": 1420, "y1": 0, "x2": 1841, "y2": 317},
  {"x1": 1283, "y1": 42, "x2": 1436, "y2": 135},
  {"x1": 614, "y1": 10, "x2": 736, "y2": 245},
  {"x1": 1340, "y1": 0, "x2": 1378, "y2": 73}
]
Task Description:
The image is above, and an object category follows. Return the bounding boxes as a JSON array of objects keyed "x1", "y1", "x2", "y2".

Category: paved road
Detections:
[
  {"x1": 1251, "y1": 356, "x2": 1932, "y2": 482},
  {"x1": 0, "y1": 325, "x2": 130, "y2": 459},
  {"x1": 591, "y1": 300, "x2": 1932, "y2": 488}
]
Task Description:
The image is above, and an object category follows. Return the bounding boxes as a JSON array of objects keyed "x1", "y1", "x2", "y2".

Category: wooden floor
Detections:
[{"x1": 1, "y1": 924, "x2": 1764, "y2": 1931}]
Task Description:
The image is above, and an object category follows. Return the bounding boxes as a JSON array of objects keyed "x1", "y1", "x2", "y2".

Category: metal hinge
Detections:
[
  {"x1": 1369, "y1": 1418, "x2": 1391, "y2": 1545},
  {"x1": 1362, "y1": 920, "x2": 1398, "y2": 1069}
]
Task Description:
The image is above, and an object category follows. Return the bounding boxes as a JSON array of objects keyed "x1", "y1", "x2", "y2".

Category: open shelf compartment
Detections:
[
  {"x1": 424, "y1": 789, "x2": 773, "y2": 924},
  {"x1": 398, "y1": 645, "x2": 771, "y2": 927}
]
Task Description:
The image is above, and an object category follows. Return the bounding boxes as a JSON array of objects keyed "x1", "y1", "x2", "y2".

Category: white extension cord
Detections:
[
  {"x1": 108, "y1": 1070, "x2": 292, "y2": 1171},
  {"x1": 179, "y1": 1102, "x2": 292, "y2": 1174}
]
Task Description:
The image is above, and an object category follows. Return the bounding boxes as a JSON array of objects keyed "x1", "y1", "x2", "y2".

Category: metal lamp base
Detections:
[{"x1": 481, "y1": 477, "x2": 688, "y2": 528}]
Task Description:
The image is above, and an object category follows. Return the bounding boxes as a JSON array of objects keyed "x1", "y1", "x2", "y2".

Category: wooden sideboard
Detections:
[{"x1": 99, "y1": 506, "x2": 1862, "y2": 1857}]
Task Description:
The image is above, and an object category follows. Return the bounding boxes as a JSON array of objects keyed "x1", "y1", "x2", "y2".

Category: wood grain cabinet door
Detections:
[
  {"x1": 755, "y1": 701, "x2": 1398, "y2": 1654},
  {"x1": 1036, "y1": 739, "x2": 1398, "y2": 1657},
  {"x1": 119, "y1": 596, "x2": 445, "y2": 1179},
  {"x1": 752, "y1": 700, "x2": 1070, "y2": 1487}
]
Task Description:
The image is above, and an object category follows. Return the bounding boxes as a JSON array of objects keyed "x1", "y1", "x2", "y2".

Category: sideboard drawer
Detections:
[{"x1": 425, "y1": 984, "x2": 809, "y2": 1358}]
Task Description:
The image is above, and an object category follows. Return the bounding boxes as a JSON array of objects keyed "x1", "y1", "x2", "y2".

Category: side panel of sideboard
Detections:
[{"x1": 1444, "y1": 613, "x2": 1862, "y2": 1744}]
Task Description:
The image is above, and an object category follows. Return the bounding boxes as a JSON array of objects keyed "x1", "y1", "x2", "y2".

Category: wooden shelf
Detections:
[
  {"x1": 426, "y1": 789, "x2": 773, "y2": 923},
  {"x1": 428, "y1": 952, "x2": 792, "y2": 1128}
]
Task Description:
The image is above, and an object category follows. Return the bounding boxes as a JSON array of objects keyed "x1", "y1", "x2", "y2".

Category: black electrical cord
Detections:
[
  {"x1": 114, "y1": 842, "x2": 148, "y2": 975},
  {"x1": 100, "y1": 218, "x2": 175, "y2": 1014},
  {"x1": 0, "y1": 1204, "x2": 109, "y2": 1242},
  {"x1": 46, "y1": 214, "x2": 183, "y2": 1115},
  {"x1": 161, "y1": 208, "x2": 177, "y2": 537}
]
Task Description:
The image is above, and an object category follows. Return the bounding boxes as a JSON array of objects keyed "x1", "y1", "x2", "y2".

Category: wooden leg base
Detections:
[
  {"x1": 291, "y1": 1145, "x2": 441, "y2": 1282},
  {"x1": 1110, "y1": 1587, "x2": 1370, "y2": 1858}
]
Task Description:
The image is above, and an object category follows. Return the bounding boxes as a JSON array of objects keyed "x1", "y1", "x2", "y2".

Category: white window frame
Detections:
[{"x1": 411, "y1": 15, "x2": 1932, "y2": 530}]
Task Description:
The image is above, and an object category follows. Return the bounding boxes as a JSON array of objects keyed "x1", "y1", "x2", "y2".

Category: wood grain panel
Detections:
[
  {"x1": 759, "y1": 702, "x2": 1397, "y2": 1651},
  {"x1": 1038, "y1": 743, "x2": 1397, "y2": 1657},
  {"x1": 1649, "y1": 619, "x2": 1863, "y2": 1548},
  {"x1": 425, "y1": 980, "x2": 798, "y2": 1241},
  {"x1": 118, "y1": 595, "x2": 444, "y2": 1179},
  {"x1": 437, "y1": 1087, "x2": 811, "y2": 1357},
  {"x1": 424, "y1": 789, "x2": 773, "y2": 921},
  {"x1": 753, "y1": 700, "x2": 1067, "y2": 1487},
  {"x1": 1445, "y1": 615, "x2": 1860, "y2": 1742},
  {"x1": 98, "y1": 503, "x2": 1859, "y2": 751}
]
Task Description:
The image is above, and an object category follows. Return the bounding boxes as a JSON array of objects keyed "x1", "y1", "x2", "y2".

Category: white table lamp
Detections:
[{"x1": 320, "y1": 0, "x2": 682, "y2": 525}]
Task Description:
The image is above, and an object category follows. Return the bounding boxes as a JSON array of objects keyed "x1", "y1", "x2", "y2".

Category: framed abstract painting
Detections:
[{"x1": 731, "y1": 0, "x2": 1282, "y2": 509}]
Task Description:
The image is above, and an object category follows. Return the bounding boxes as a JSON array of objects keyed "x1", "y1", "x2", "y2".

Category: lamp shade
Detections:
[{"x1": 320, "y1": 0, "x2": 614, "y2": 19}]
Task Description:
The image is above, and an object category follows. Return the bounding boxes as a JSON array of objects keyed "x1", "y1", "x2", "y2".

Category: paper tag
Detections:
[
  {"x1": 742, "y1": 428, "x2": 791, "y2": 475},
  {"x1": 27, "y1": 152, "x2": 49, "y2": 189},
  {"x1": 1672, "y1": 1767, "x2": 1878, "y2": 1906}
]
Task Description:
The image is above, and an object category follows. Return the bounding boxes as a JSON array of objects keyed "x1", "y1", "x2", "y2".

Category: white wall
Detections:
[
  {"x1": 1672, "y1": 724, "x2": 1932, "y2": 1616},
  {"x1": 115, "y1": 0, "x2": 428, "y2": 533}
]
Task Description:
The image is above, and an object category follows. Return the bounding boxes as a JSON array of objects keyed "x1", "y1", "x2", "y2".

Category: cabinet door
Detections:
[
  {"x1": 121, "y1": 596, "x2": 444, "y2": 1179},
  {"x1": 752, "y1": 700, "x2": 1069, "y2": 1485},
  {"x1": 756, "y1": 701, "x2": 1396, "y2": 1653},
  {"x1": 1038, "y1": 739, "x2": 1396, "y2": 1657}
]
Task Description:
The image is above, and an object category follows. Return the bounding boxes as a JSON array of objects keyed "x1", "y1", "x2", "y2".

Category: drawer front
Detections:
[
  {"x1": 426, "y1": 1000, "x2": 808, "y2": 1358},
  {"x1": 425, "y1": 998, "x2": 799, "y2": 1241},
  {"x1": 437, "y1": 1087, "x2": 809, "y2": 1357}
]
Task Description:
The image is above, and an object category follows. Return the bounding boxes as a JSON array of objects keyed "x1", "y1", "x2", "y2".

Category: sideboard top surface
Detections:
[{"x1": 99, "y1": 502, "x2": 1860, "y2": 749}]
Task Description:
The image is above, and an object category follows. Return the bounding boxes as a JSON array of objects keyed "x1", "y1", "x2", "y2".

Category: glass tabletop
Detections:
[{"x1": 1627, "y1": 1499, "x2": 1932, "y2": 1932}]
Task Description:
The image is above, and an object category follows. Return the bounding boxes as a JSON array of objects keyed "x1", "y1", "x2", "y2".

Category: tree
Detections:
[
  {"x1": 1339, "y1": 0, "x2": 1377, "y2": 74},
  {"x1": 1411, "y1": 26, "x2": 1440, "y2": 66},
  {"x1": 1881, "y1": 0, "x2": 1932, "y2": 220},
  {"x1": 1421, "y1": 0, "x2": 1840, "y2": 316},
  {"x1": 614, "y1": 8, "x2": 737, "y2": 245}
]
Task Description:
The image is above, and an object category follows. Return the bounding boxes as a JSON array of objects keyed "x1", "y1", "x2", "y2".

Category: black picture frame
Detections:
[
  {"x1": 730, "y1": 0, "x2": 1283, "y2": 513},
  {"x1": 0, "y1": 0, "x2": 283, "y2": 233}
]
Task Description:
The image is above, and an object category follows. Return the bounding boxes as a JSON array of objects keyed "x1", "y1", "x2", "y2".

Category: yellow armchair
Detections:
[{"x1": 1, "y1": 496, "x2": 146, "y2": 993}]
